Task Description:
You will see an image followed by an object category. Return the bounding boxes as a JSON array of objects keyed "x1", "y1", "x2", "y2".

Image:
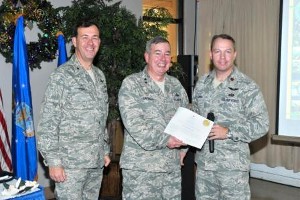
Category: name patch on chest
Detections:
[
  {"x1": 142, "y1": 96, "x2": 154, "y2": 101},
  {"x1": 221, "y1": 97, "x2": 239, "y2": 103}
]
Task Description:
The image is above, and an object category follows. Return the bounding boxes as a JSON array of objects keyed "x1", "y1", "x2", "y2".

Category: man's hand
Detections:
[
  {"x1": 208, "y1": 124, "x2": 229, "y2": 140},
  {"x1": 49, "y1": 166, "x2": 66, "y2": 183},
  {"x1": 167, "y1": 136, "x2": 186, "y2": 149},
  {"x1": 179, "y1": 151, "x2": 186, "y2": 166},
  {"x1": 104, "y1": 155, "x2": 111, "y2": 167}
]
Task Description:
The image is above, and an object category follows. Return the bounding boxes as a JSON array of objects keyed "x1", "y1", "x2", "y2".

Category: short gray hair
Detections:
[{"x1": 145, "y1": 36, "x2": 170, "y2": 53}]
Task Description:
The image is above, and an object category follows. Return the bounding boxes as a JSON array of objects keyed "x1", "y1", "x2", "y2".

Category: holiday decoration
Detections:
[{"x1": 0, "y1": 0, "x2": 63, "y2": 70}]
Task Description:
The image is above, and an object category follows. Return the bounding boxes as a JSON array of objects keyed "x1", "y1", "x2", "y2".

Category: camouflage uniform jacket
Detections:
[
  {"x1": 193, "y1": 67, "x2": 269, "y2": 171},
  {"x1": 37, "y1": 55, "x2": 109, "y2": 169},
  {"x1": 118, "y1": 67, "x2": 189, "y2": 172}
]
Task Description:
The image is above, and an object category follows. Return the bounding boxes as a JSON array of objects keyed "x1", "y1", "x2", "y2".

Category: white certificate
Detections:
[{"x1": 164, "y1": 107, "x2": 214, "y2": 149}]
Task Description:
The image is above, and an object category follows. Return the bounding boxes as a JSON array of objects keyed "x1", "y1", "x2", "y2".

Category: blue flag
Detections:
[
  {"x1": 57, "y1": 33, "x2": 67, "y2": 67},
  {"x1": 11, "y1": 16, "x2": 37, "y2": 181}
]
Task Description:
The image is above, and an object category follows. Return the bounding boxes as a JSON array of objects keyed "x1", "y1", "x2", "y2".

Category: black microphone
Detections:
[{"x1": 207, "y1": 112, "x2": 215, "y2": 153}]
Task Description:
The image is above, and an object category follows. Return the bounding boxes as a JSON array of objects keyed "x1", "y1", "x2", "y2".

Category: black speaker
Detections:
[{"x1": 177, "y1": 55, "x2": 198, "y2": 103}]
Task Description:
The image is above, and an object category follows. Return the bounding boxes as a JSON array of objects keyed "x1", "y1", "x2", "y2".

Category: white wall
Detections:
[
  {"x1": 250, "y1": 164, "x2": 300, "y2": 187},
  {"x1": 114, "y1": 0, "x2": 142, "y2": 19}
]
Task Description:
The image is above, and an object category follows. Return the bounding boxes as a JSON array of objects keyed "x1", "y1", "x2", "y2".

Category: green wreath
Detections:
[{"x1": 0, "y1": 0, "x2": 63, "y2": 70}]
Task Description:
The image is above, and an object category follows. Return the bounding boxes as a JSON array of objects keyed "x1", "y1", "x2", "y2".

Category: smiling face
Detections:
[
  {"x1": 144, "y1": 42, "x2": 172, "y2": 81},
  {"x1": 210, "y1": 37, "x2": 237, "y2": 75},
  {"x1": 72, "y1": 25, "x2": 101, "y2": 69}
]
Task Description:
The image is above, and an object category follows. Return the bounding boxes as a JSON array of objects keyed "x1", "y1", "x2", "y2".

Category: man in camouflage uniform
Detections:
[
  {"x1": 37, "y1": 19, "x2": 110, "y2": 200},
  {"x1": 193, "y1": 34, "x2": 269, "y2": 200},
  {"x1": 118, "y1": 36, "x2": 189, "y2": 199}
]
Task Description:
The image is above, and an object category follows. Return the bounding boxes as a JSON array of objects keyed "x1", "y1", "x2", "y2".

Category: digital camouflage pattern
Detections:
[
  {"x1": 118, "y1": 67, "x2": 189, "y2": 173},
  {"x1": 118, "y1": 67, "x2": 188, "y2": 199},
  {"x1": 55, "y1": 168, "x2": 103, "y2": 200},
  {"x1": 193, "y1": 67, "x2": 269, "y2": 171},
  {"x1": 122, "y1": 169, "x2": 181, "y2": 200},
  {"x1": 37, "y1": 55, "x2": 109, "y2": 169},
  {"x1": 193, "y1": 67, "x2": 269, "y2": 200},
  {"x1": 195, "y1": 170, "x2": 250, "y2": 199}
]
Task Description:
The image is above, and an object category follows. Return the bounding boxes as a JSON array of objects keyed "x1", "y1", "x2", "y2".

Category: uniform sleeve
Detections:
[
  {"x1": 192, "y1": 80, "x2": 202, "y2": 114},
  {"x1": 178, "y1": 81, "x2": 190, "y2": 153},
  {"x1": 103, "y1": 75, "x2": 110, "y2": 156},
  {"x1": 228, "y1": 85, "x2": 269, "y2": 143},
  {"x1": 36, "y1": 71, "x2": 66, "y2": 167},
  {"x1": 96, "y1": 68, "x2": 110, "y2": 155},
  {"x1": 118, "y1": 77, "x2": 169, "y2": 151},
  {"x1": 103, "y1": 128, "x2": 110, "y2": 156}
]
